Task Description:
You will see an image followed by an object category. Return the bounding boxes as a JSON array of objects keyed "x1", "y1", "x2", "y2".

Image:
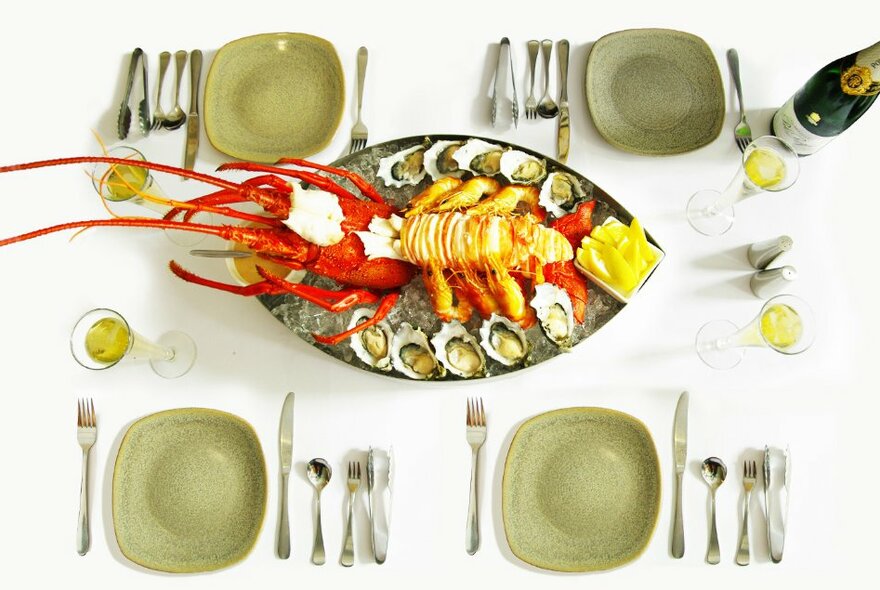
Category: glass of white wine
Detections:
[
  {"x1": 686, "y1": 136, "x2": 800, "y2": 236},
  {"x1": 90, "y1": 146, "x2": 211, "y2": 247},
  {"x1": 70, "y1": 308, "x2": 197, "y2": 379},
  {"x1": 695, "y1": 294, "x2": 815, "y2": 370}
]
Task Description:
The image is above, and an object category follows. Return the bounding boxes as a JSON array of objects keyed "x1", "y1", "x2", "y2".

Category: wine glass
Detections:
[
  {"x1": 70, "y1": 308, "x2": 197, "y2": 378},
  {"x1": 695, "y1": 294, "x2": 815, "y2": 370},
  {"x1": 686, "y1": 136, "x2": 800, "y2": 236},
  {"x1": 90, "y1": 146, "x2": 212, "y2": 247}
]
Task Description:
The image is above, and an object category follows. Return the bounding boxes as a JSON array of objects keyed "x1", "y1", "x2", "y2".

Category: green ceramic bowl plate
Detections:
[
  {"x1": 502, "y1": 407, "x2": 661, "y2": 572},
  {"x1": 112, "y1": 408, "x2": 267, "y2": 573},
  {"x1": 586, "y1": 28, "x2": 725, "y2": 155},
  {"x1": 204, "y1": 32, "x2": 345, "y2": 163}
]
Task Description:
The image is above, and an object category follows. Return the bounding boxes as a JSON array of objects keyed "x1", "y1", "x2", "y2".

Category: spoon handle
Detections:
[
  {"x1": 172, "y1": 50, "x2": 187, "y2": 108},
  {"x1": 311, "y1": 495, "x2": 326, "y2": 565},
  {"x1": 707, "y1": 490, "x2": 721, "y2": 564},
  {"x1": 540, "y1": 39, "x2": 553, "y2": 98}
]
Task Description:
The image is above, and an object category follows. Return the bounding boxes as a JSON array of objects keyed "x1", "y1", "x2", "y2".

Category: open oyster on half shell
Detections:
[
  {"x1": 348, "y1": 308, "x2": 394, "y2": 371},
  {"x1": 479, "y1": 314, "x2": 531, "y2": 367},
  {"x1": 391, "y1": 322, "x2": 445, "y2": 380},
  {"x1": 377, "y1": 145, "x2": 427, "y2": 187},
  {"x1": 430, "y1": 320, "x2": 486, "y2": 378}
]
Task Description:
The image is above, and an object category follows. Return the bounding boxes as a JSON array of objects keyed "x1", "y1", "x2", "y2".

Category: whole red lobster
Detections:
[{"x1": 0, "y1": 155, "x2": 592, "y2": 345}]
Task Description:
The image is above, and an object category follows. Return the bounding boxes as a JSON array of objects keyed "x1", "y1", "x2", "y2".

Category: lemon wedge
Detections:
[{"x1": 576, "y1": 217, "x2": 655, "y2": 294}]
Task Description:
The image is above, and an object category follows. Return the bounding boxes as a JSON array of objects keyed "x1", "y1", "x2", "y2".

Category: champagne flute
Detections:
[
  {"x1": 70, "y1": 308, "x2": 197, "y2": 379},
  {"x1": 90, "y1": 146, "x2": 212, "y2": 246},
  {"x1": 686, "y1": 136, "x2": 800, "y2": 236},
  {"x1": 695, "y1": 294, "x2": 815, "y2": 369}
]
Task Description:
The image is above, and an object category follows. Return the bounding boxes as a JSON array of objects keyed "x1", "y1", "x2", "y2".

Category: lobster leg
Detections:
[
  {"x1": 217, "y1": 162, "x2": 360, "y2": 202},
  {"x1": 312, "y1": 292, "x2": 399, "y2": 346},
  {"x1": 168, "y1": 261, "x2": 284, "y2": 296},
  {"x1": 277, "y1": 158, "x2": 385, "y2": 203},
  {"x1": 257, "y1": 268, "x2": 380, "y2": 312}
]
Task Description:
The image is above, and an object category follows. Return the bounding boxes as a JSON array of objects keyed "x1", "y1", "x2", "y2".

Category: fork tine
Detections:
[
  {"x1": 90, "y1": 399, "x2": 96, "y2": 428},
  {"x1": 466, "y1": 398, "x2": 472, "y2": 426},
  {"x1": 478, "y1": 398, "x2": 485, "y2": 426},
  {"x1": 77, "y1": 399, "x2": 82, "y2": 427}
]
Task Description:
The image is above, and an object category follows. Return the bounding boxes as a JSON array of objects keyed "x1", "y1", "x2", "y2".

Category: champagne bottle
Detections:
[{"x1": 772, "y1": 40, "x2": 880, "y2": 155}]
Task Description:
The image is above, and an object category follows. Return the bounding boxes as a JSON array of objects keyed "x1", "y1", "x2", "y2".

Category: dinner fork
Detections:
[
  {"x1": 524, "y1": 40, "x2": 539, "y2": 120},
  {"x1": 348, "y1": 47, "x2": 369, "y2": 154},
  {"x1": 727, "y1": 49, "x2": 753, "y2": 152},
  {"x1": 341, "y1": 460, "x2": 361, "y2": 567},
  {"x1": 151, "y1": 51, "x2": 171, "y2": 130},
  {"x1": 465, "y1": 397, "x2": 486, "y2": 555},
  {"x1": 736, "y1": 459, "x2": 757, "y2": 565},
  {"x1": 76, "y1": 398, "x2": 97, "y2": 556}
]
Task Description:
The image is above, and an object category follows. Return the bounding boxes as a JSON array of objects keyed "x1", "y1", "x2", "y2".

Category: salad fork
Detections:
[
  {"x1": 524, "y1": 40, "x2": 539, "y2": 120},
  {"x1": 736, "y1": 459, "x2": 758, "y2": 565},
  {"x1": 727, "y1": 49, "x2": 753, "y2": 152},
  {"x1": 341, "y1": 460, "x2": 361, "y2": 567},
  {"x1": 348, "y1": 47, "x2": 369, "y2": 154},
  {"x1": 76, "y1": 398, "x2": 97, "y2": 556},
  {"x1": 465, "y1": 397, "x2": 486, "y2": 555}
]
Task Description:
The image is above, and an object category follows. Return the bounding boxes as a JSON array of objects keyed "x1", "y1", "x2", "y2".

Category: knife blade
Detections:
[
  {"x1": 556, "y1": 40, "x2": 570, "y2": 163},
  {"x1": 671, "y1": 391, "x2": 688, "y2": 558},
  {"x1": 277, "y1": 391, "x2": 295, "y2": 559},
  {"x1": 183, "y1": 49, "x2": 202, "y2": 172}
]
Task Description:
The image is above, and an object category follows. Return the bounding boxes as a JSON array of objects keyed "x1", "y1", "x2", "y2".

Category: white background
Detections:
[{"x1": 0, "y1": 1, "x2": 877, "y2": 588}]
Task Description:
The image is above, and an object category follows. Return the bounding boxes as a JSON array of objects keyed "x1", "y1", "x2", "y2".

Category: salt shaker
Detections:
[
  {"x1": 750, "y1": 266, "x2": 797, "y2": 298},
  {"x1": 747, "y1": 236, "x2": 793, "y2": 270}
]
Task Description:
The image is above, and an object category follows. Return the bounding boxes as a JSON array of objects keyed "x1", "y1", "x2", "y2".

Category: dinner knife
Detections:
[
  {"x1": 277, "y1": 391, "x2": 295, "y2": 559},
  {"x1": 671, "y1": 391, "x2": 688, "y2": 558},
  {"x1": 556, "y1": 40, "x2": 570, "y2": 163},
  {"x1": 183, "y1": 49, "x2": 202, "y2": 173}
]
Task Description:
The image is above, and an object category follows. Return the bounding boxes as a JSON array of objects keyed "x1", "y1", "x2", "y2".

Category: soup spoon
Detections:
[
  {"x1": 701, "y1": 457, "x2": 727, "y2": 565},
  {"x1": 307, "y1": 458, "x2": 332, "y2": 565}
]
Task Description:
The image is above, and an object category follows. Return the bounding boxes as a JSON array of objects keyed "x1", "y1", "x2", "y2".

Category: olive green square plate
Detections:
[
  {"x1": 204, "y1": 32, "x2": 345, "y2": 163},
  {"x1": 502, "y1": 407, "x2": 661, "y2": 572},
  {"x1": 112, "y1": 408, "x2": 267, "y2": 573},
  {"x1": 586, "y1": 28, "x2": 725, "y2": 155}
]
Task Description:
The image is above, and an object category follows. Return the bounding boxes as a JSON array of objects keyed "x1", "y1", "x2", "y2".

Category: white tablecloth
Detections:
[{"x1": 0, "y1": 1, "x2": 876, "y2": 588}]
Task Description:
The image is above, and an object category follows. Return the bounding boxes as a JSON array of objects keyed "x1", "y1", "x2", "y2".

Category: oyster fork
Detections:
[
  {"x1": 76, "y1": 398, "x2": 97, "y2": 556},
  {"x1": 736, "y1": 459, "x2": 758, "y2": 565},
  {"x1": 341, "y1": 460, "x2": 361, "y2": 567},
  {"x1": 349, "y1": 47, "x2": 369, "y2": 154},
  {"x1": 727, "y1": 49, "x2": 753, "y2": 152},
  {"x1": 524, "y1": 40, "x2": 539, "y2": 120},
  {"x1": 465, "y1": 397, "x2": 486, "y2": 555}
]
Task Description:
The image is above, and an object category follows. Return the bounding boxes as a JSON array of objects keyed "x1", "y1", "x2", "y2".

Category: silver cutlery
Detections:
[
  {"x1": 341, "y1": 460, "x2": 361, "y2": 567},
  {"x1": 183, "y1": 50, "x2": 202, "y2": 172},
  {"x1": 152, "y1": 51, "x2": 171, "y2": 130},
  {"x1": 671, "y1": 391, "x2": 688, "y2": 558},
  {"x1": 524, "y1": 40, "x2": 539, "y2": 120},
  {"x1": 367, "y1": 447, "x2": 393, "y2": 564},
  {"x1": 780, "y1": 446, "x2": 791, "y2": 563},
  {"x1": 727, "y1": 49, "x2": 753, "y2": 152},
  {"x1": 537, "y1": 40, "x2": 558, "y2": 119},
  {"x1": 556, "y1": 39, "x2": 570, "y2": 163},
  {"x1": 765, "y1": 446, "x2": 791, "y2": 563},
  {"x1": 277, "y1": 392, "x2": 295, "y2": 559},
  {"x1": 76, "y1": 398, "x2": 97, "y2": 556},
  {"x1": 465, "y1": 397, "x2": 486, "y2": 555},
  {"x1": 491, "y1": 38, "x2": 518, "y2": 128},
  {"x1": 736, "y1": 460, "x2": 757, "y2": 565},
  {"x1": 307, "y1": 458, "x2": 331, "y2": 565},
  {"x1": 189, "y1": 249, "x2": 252, "y2": 259},
  {"x1": 164, "y1": 50, "x2": 187, "y2": 130},
  {"x1": 701, "y1": 457, "x2": 727, "y2": 565},
  {"x1": 349, "y1": 46, "x2": 369, "y2": 154},
  {"x1": 118, "y1": 48, "x2": 145, "y2": 140}
]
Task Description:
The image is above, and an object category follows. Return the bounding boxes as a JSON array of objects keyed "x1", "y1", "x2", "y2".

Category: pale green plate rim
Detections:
[
  {"x1": 111, "y1": 407, "x2": 268, "y2": 574},
  {"x1": 501, "y1": 407, "x2": 661, "y2": 572}
]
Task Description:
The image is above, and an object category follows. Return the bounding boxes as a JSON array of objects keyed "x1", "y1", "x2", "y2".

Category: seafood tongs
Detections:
[
  {"x1": 764, "y1": 445, "x2": 791, "y2": 563},
  {"x1": 367, "y1": 446, "x2": 393, "y2": 564},
  {"x1": 491, "y1": 37, "x2": 519, "y2": 128}
]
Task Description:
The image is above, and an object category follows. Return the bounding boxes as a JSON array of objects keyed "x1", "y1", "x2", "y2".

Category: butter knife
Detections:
[
  {"x1": 556, "y1": 40, "x2": 570, "y2": 163},
  {"x1": 671, "y1": 391, "x2": 688, "y2": 558},
  {"x1": 183, "y1": 49, "x2": 202, "y2": 172},
  {"x1": 277, "y1": 392, "x2": 295, "y2": 559}
]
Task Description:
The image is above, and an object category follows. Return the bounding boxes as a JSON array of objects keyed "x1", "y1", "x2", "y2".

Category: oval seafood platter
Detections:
[{"x1": 257, "y1": 135, "x2": 663, "y2": 381}]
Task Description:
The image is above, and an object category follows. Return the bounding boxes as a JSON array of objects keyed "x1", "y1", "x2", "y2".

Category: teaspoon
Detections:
[
  {"x1": 702, "y1": 457, "x2": 727, "y2": 565},
  {"x1": 164, "y1": 50, "x2": 187, "y2": 130},
  {"x1": 307, "y1": 458, "x2": 332, "y2": 565},
  {"x1": 537, "y1": 39, "x2": 559, "y2": 119}
]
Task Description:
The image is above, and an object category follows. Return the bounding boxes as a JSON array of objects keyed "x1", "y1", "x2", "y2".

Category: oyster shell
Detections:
[
  {"x1": 530, "y1": 283, "x2": 575, "y2": 349},
  {"x1": 424, "y1": 140, "x2": 465, "y2": 181},
  {"x1": 430, "y1": 321, "x2": 486, "y2": 378},
  {"x1": 377, "y1": 145, "x2": 427, "y2": 187},
  {"x1": 479, "y1": 314, "x2": 530, "y2": 367},
  {"x1": 538, "y1": 172, "x2": 586, "y2": 218},
  {"x1": 348, "y1": 308, "x2": 393, "y2": 371},
  {"x1": 500, "y1": 150, "x2": 547, "y2": 185},
  {"x1": 452, "y1": 139, "x2": 504, "y2": 176},
  {"x1": 391, "y1": 322, "x2": 445, "y2": 380}
]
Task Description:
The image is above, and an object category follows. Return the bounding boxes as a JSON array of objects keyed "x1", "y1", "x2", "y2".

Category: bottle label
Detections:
[
  {"x1": 842, "y1": 44, "x2": 880, "y2": 96},
  {"x1": 772, "y1": 98, "x2": 833, "y2": 155}
]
